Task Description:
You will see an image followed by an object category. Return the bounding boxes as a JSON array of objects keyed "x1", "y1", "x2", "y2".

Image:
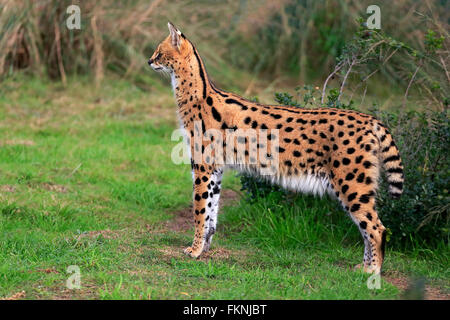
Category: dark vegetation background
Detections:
[{"x1": 0, "y1": 0, "x2": 448, "y2": 299}]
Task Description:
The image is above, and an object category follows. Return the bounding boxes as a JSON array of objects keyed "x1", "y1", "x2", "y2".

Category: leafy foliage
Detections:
[{"x1": 374, "y1": 110, "x2": 449, "y2": 247}]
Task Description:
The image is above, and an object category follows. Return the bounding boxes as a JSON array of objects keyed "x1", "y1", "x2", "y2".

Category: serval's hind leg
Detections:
[{"x1": 331, "y1": 164, "x2": 387, "y2": 274}]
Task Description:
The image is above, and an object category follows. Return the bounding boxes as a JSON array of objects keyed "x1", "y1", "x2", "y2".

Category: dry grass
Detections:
[{"x1": 1, "y1": 0, "x2": 447, "y2": 86}]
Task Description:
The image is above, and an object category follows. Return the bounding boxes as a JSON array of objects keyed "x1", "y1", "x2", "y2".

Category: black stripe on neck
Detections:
[{"x1": 190, "y1": 41, "x2": 207, "y2": 99}]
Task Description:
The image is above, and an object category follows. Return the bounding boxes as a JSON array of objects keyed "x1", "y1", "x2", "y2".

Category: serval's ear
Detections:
[{"x1": 168, "y1": 22, "x2": 182, "y2": 50}]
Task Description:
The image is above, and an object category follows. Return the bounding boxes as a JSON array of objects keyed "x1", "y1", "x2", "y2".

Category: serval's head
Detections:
[{"x1": 148, "y1": 22, "x2": 190, "y2": 74}]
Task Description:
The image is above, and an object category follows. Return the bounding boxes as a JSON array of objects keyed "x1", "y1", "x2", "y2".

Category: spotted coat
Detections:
[{"x1": 148, "y1": 23, "x2": 404, "y2": 274}]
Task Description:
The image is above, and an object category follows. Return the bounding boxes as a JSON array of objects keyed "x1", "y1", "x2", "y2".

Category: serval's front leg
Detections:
[
  {"x1": 184, "y1": 165, "x2": 220, "y2": 258},
  {"x1": 203, "y1": 168, "x2": 223, "y2": 252}
]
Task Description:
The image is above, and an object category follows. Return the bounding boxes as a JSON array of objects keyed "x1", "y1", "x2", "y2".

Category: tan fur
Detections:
[{"x1": 148, "y1": 23, "x2": 404, "y2": 274}]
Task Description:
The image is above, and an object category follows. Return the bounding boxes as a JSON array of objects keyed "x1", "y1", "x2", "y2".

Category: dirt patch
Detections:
[
  {"x1": 164, "y1": 189, "x2": 241, "y2": 233},
  {"x1": 51, "y1": 282, "x2": 99, "y2": 300},
  {"x1": 0, "y1": 139, "x2": 35, "y2": 146},
  {"x1": 0, "y1": 291, "x2": 26, "y2": 300},
  {"x1": 164, "y1": 205, "x2": 193, "y2": 232},
  {"x1": 33, "y1": 268, "x2": 60, "y2": 274},
  {"x1": 1, "y1": 185, "x2": 16, "y2": 193},
  {"x1": 76, "y1": 229, "x2": 119, "y2": 240},
  {"x1": 157, "y1": 245, "x2": 185, "y2": 260},
  {"x1": 155, "y1": 245, "x2": 247, "y2": 263},
  {"x1": 41, "y1": 183, "x2": 68, "y2": 193},
  {"x1": 199, "y1": 248, "x2": 234, "y2": 260},
  {"x1": 383, "y1": 273, "x2": 449, "y2": 300}
]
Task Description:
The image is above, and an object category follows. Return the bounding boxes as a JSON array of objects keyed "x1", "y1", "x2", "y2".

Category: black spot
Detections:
[
  {"x1": 357, "y1": 173, "x2": 365, "y2": 183},
  {"x1": 359, "y1": 221, "x2": 367, "y2": 229},
  {"x1": 345, "y1": 173, "x2": 355, "y2": 180},
  {"x1": 341, "y1": 185, "x2": 349, "y2": 194},
  {"x1": 333, "y1": 160, "x2": 340, "y2": 168},
  {"x1": 363, "y1": 161, "x2": 372, "y2": 168},
  {"x1": 337, "y1": 120, "x2": 344, "y2": 125},
  {"x1": 347, "y1": 148, "x2": 355, "y2": 154},
  {"x1": 284, "y1": 160, "x2": 292, "y2": 167},
  {"x1": 293, "y1": 151, "x2": 301, "y2": 157},
  {"x1": 350, "y1": 203, "x2": 361, "y2": 212},
  {"x1": 211, "y1": 107, "x2": 222, "y2": 122},
  {"x1": 329, "y1": 125, "x2": 335, "y2": 132},
  {"x1": 355, "y1": 155, "x2": 363, "y2": 163},
  {"x1": 348, "y1": 192, "x2": 358, "y2": 201},
  {"x1": 206, "y1": 96, "x2": 213, "y2": 106},
  {"x1": 360, "y1": 194, "x2": 371, "y2": 203},
  {"x1": 285, "y1": 127, "x2": 294, "y2": 132},
  {"x1": 244, "y1": 117, "x2": 251, "y2": 124},
  {"x1": 342, "y1": 158, "x2": 350, "y2": 165}
]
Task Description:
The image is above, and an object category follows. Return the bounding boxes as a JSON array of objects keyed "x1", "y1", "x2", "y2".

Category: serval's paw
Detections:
[
  {"x1": 183, "y1": 246, "x2": 202, "y2": 258},
  {"x1": 354, "y1": 263, "x2": 381, "y2": 274},
  {"x1": 364, "y1": 264, "x2": 381, "y2": 275}
]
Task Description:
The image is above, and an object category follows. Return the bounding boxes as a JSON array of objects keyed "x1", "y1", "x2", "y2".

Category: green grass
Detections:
[{"x1": 0, "y1": 75, "x2": 448, "y2": 300}]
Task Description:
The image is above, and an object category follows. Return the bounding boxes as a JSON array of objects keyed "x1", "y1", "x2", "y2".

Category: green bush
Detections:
[{"x1": 374, "y1": 110, "x2": 449, "y2": 247}]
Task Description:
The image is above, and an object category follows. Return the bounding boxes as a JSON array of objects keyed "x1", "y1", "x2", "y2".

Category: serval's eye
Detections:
[{"x1": 155, "y1": 53, "x2": 161, "y2": 60}]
